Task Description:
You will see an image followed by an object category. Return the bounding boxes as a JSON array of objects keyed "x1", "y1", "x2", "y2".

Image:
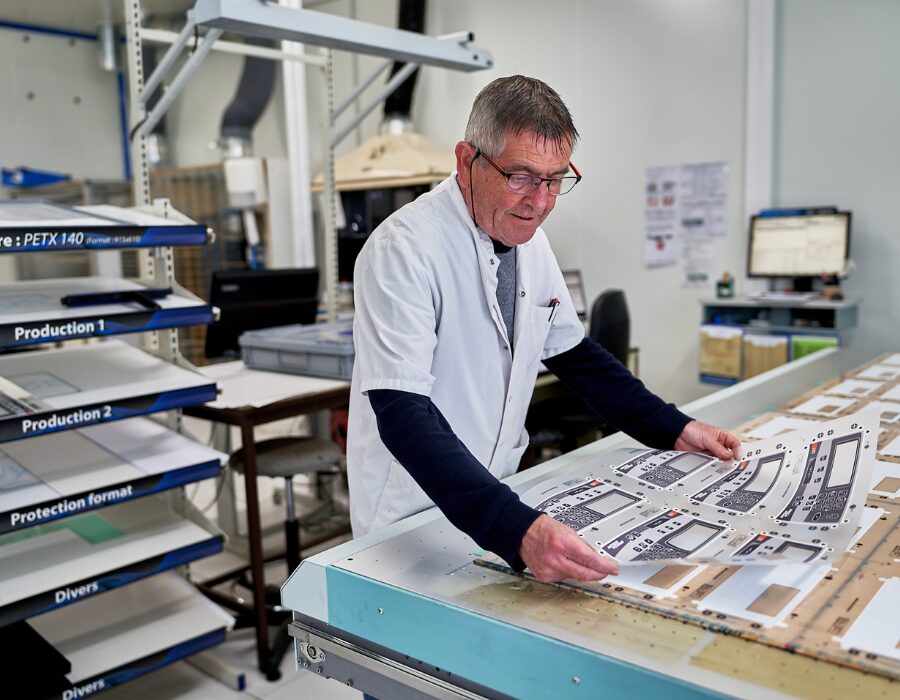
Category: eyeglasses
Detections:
[{"x1": 475, "y1": 149, "x2": 582, "y2": 196}]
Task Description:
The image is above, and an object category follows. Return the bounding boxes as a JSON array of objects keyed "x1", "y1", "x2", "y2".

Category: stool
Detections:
[{"x1": 229, "y1": 435, "x2": 342, "y2": 679}]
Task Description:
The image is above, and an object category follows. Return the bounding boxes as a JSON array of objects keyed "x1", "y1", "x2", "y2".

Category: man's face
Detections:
[{"x1": 455, "y1": 131, "x2": 572, "y2": 247}]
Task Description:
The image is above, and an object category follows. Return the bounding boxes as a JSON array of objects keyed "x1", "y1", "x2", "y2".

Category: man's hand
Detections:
[
  {"x1": 674, "y1": 420, "x2": 741, "y2": 460},
  {"x1": 519, "y1": 514, "x2": 620, "y2": 583}
]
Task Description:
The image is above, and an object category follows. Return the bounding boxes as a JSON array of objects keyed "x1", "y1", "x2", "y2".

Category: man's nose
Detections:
[{"x1": 523, "y1": 182, "x2": 551, "y2": 211}]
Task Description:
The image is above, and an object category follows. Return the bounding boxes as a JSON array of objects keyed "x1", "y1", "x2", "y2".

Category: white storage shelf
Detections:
[
  {"x1": 0, "y1": 340, "x2": 217, "y2": 443},
  {"x1": 0, "y1": 417, "x2": 225, "y2": 534},
  {"x1": 0, "y1": 496, "x2": 222, "y2": 626},
  {"x1": 29, "y1": 573, "x2": 234, "y2": 696},
  {"x1": 0, "y1": 277, "x2": 214, "y2": 349},
  {"x1": 0, "y1": 200, "x2": 210, "y2": 252},
  {"x1": 0, "y1": 198, "x2": 228, "y2": 694}
]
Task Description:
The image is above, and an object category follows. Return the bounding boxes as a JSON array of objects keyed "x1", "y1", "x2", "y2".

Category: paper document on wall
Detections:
[
  {"x1": 520, "y1": 409, "x2": 878, "y2": 565},
  {"x1": 643, "y1": 165, "x2": 679, "y2": 268},
  {"x1": 679, "y1": 161, "x2": 728, "y2": 237}
]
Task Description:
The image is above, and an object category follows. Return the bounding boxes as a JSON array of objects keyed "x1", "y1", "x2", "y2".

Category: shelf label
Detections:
[
  {"x1": 63, "y1": 679, "x2": 106, "y2": 700},
  {"x1": 8, "y1": 485, "x2": 134, "y2": 528},
  {"x1": 0, "y1": 231, "x2": 85, "y2": 249},
  {"x1": 12, "y1": 319, "x2": 104, "y2": 343},
  {"x1": 21, "y1": 405, "x2": 112, "y2": 435},
  {"x1": 55, "y1": 580, "x2": 100, "y2": 605},
  {"x1": 0, "y1": 225, "x2": 209, "y2": 251}
]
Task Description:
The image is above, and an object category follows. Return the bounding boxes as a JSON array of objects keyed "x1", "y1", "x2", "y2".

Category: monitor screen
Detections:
[
  {"x1": 561, "y1": 269, "x2": 587, "y2": 319},
  {"x1": 204, "y1": 268, "x2": 319, "y2": 359},
  {"x1": 748, "y1": 212, "x2": 850, "y2": 277}
]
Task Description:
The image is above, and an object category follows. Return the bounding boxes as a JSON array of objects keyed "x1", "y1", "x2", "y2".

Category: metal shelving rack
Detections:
[
  {"x1": 0, "y1": 202, "x2": 233, "y2": 693},
  {"x1": 130, "y1": 0, "x2": 492, "y2": 322},
  {"x1": 122, "y1": 0, "x2": 492, "y2": 678}
]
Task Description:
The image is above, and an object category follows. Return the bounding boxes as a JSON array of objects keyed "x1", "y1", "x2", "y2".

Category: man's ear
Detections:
[{"x1": 455, "y1": 141, "x2": 475, "y2": 186}]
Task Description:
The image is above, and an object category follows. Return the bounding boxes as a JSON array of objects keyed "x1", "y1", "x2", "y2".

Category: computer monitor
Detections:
[
  {"x1": 204, "y1": 268, "x2": 319, "y2": 359},
  {"x1": 562, "y1": 269, "x2": 588, "y2": 320},
  {"x1": 747, "y1": 212, "x2": 851, "y2": 290}
]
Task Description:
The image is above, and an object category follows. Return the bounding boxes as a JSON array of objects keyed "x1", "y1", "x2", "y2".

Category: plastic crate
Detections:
[{"x1": 239, "y1": 320, "x2": 354, "y2": 380}]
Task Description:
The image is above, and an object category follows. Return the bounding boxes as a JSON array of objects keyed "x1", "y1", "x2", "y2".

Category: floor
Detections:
[
  {"x1": 102, "y1": 532, "x2": 362, "y2": 700},
  {"x1": 100, "y1": 627, "x2": 363, "y2": 700},
  {"x1": 99, "y1": 435, "x2": 362, "y2": 700}
]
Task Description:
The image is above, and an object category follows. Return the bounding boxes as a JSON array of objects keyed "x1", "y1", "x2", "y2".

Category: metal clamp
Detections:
[{"x1": 299, "y1": 642, "x2": 326, "y2": 664}]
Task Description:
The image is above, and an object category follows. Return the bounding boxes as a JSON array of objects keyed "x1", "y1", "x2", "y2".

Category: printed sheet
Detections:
[{"x1": 520, "y1": 410, "x2": 879, "y2": 565}]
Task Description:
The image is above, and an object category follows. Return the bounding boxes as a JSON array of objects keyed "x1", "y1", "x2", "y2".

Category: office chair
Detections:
[
  {"x1": 229, "y1": 436, "x2": 342, "y2": 680},
  {"x1": 525, "y1": 289, "x2": 631, "y2": 458},
  {"x1": 589, "y1": 289, "x2": 630, "y2": 366}
]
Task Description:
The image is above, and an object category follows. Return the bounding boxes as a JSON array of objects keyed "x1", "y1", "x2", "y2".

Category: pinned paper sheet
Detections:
[
  {"x1": 601, "y1": 563, "x2": 707, "y2": 599},
  {"x1": 869, "y1": 460, "x2": 900, "y2": 498},
  {"x1": 693, "y1": 563, "x2": 832, "y2": 628},
  {"x1": 862, "y1": 401, "x2": 900, "y2": 426},
  {"x1": 837, "y1": 578, "x2": 900, "y2": 660},
  {"x1": 824, "y1": 379, "x2": 884, "y2": 398},
  {"x1": 881, "y1": 385, "x2": 900, "y2": 403},
  {"x1": 743, "y1": 415, "x2": 821, "y2": 441},
  {"x1": 855, "y1": 364, "x2": 900, "y2": 381},
  {"x1": 880, "y1": 434, "x2": 900, "y2": 458},
  {"x1": 789, "y1": 395, "x2": 856, "y2": 418}
]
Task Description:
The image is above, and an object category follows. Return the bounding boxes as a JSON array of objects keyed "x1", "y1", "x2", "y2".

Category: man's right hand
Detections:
[{"x1": 519, "y1": 514, "x2": 620, "y2": 583}]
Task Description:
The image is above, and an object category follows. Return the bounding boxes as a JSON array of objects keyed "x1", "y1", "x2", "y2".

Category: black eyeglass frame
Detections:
[{"x1": 474, "y1": 148, "x2": 582, "y2": 196}]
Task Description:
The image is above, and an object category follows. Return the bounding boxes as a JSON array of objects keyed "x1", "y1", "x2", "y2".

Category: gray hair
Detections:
[{"x1": 464, "y1": 75, "x2": 579, "y2": 158}]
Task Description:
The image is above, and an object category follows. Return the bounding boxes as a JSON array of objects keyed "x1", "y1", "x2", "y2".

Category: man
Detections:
[{"x1": 346, "y1": 75, "x2": 739, "y2": 583}]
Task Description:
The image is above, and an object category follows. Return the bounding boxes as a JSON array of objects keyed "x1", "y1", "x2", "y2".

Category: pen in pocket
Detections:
[{"x1": 548, "y1": 297, "x2": 560, "y2": 321}]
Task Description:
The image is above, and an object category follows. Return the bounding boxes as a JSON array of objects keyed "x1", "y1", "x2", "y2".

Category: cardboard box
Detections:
[
  {"x1": 743, "y1": 334, "x2": 788, "y2": 379},
  {"x1": 700, "y1": 325, "x2": 743, "y2": 379}
]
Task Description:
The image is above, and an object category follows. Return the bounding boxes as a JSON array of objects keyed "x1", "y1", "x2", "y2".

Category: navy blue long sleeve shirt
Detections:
[{"x1": 368, "y1": 336, "x2": 692, "y2": 570}]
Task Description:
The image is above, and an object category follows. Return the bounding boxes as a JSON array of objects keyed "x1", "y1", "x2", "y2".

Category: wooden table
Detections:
[{"x1": 184, "y1": 362, "x2": 350, "y2": 677}]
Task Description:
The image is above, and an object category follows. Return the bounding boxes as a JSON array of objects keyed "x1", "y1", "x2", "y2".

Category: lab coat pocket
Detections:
[
  {"x1": 372, "y1": 458, "x2": 426, "y2": 530},
  {"x1": 505, "y1": 429, "x2": 531, "y2": 477},
  {"x1": 519, "y1": 303, "x2": 555, "y2": 364}
]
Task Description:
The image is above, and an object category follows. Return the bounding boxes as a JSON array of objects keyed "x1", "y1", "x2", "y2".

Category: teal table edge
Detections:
[{"x1": 327, "y1": 566, "x2": 728, "y2": 700}]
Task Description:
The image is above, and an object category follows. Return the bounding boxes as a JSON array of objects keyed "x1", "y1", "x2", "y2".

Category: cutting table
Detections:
[{"x1": 282, "y1": 347, "x2": 900, "y2": 699}]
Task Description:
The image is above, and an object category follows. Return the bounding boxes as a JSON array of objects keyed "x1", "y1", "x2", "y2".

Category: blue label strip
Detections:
[
  {"x1": 0, "y1": 459, "x2": 222, "y2": 535},
  {"x1": 67, "y1": 628, "x2": 228, "y2": 697},
  {"x1": 0, "y1": 535, "x2": 223, "y2": 626},
  {"x1": 0, "y1": 306, "x2": 214, "y2": 349},
  {"x1": 0, "y1": 225, "x2": 208, "y2": 253},
  {"x1": 1, "y1": 383, "x2": 218, "y2": 443}
]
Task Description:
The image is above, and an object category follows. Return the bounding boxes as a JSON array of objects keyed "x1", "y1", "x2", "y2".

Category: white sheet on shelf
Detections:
[
  {"x1": 0, "y1": 340, "x2": 211, "y2": 410},
  {"x1": 30, "y1": 572, "x2": 233, "y2": 682},
  {"x1": 0, "y1": 277, "x2": 202, "y2": 323},
  {"x1": 0, "y1": 497, "x2": 214, "y2": 606},
  {"x1": 0, "y1": 418, "x2": 224, "y2": 513}
]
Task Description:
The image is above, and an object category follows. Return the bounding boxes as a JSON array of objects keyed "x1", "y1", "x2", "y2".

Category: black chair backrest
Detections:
[{"x1": 589, "y1": 289, "x2": 630, "y2": 366}]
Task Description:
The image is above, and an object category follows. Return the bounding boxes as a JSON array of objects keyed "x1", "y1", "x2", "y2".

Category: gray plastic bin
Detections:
[{"x1": 239, "y1": 320, "x2": 354, "y2": 380}]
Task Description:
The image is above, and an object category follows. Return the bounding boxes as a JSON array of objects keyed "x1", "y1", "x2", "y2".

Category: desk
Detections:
[
  {"x1": 699, "y1": 296, "x2": 859, "y2": 384},
  {"x1": 184, "y1": 361, "x2": 350, "y2": 676},
  {"x1": 282, "y1": 347, "x2": 899, "y2": 699}
]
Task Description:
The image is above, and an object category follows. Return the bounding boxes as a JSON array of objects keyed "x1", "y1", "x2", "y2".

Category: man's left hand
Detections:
[{"x1": 674, "y1": 420, "x2": 741, "y2": 460}]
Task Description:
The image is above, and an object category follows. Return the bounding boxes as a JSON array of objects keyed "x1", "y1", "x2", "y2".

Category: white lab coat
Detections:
[{"x1": 347, "y1": 175, "x2": 584, "y2": 536}]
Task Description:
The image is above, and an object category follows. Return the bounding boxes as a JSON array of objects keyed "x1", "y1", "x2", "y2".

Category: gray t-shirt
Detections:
[{"x1": 493, "y1": 239, "x2": 516, "y2": 348}]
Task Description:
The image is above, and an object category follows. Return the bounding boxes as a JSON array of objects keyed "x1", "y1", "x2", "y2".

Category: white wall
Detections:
[
  {"x1": 0, "y1": 26, "x2": 124, "y2": 282},
  {"x1": 169, "y1": 0, "x2": 752, "y2": 405},
  {"x1": 773, "y1": 0, "x2": 900, "y2": 356},
  {"x1": 418, "y1": 0, "x2": 748, "y2": 404},
  {"x1": 166, "y1": 47, "x2": 287, "y2": 166},
  {"x1": 167, "y1": 0, "x2": 399, "y2": 174},
  {"x1": 0, "y1": 28, "x2": 124, "y2": 181}
]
